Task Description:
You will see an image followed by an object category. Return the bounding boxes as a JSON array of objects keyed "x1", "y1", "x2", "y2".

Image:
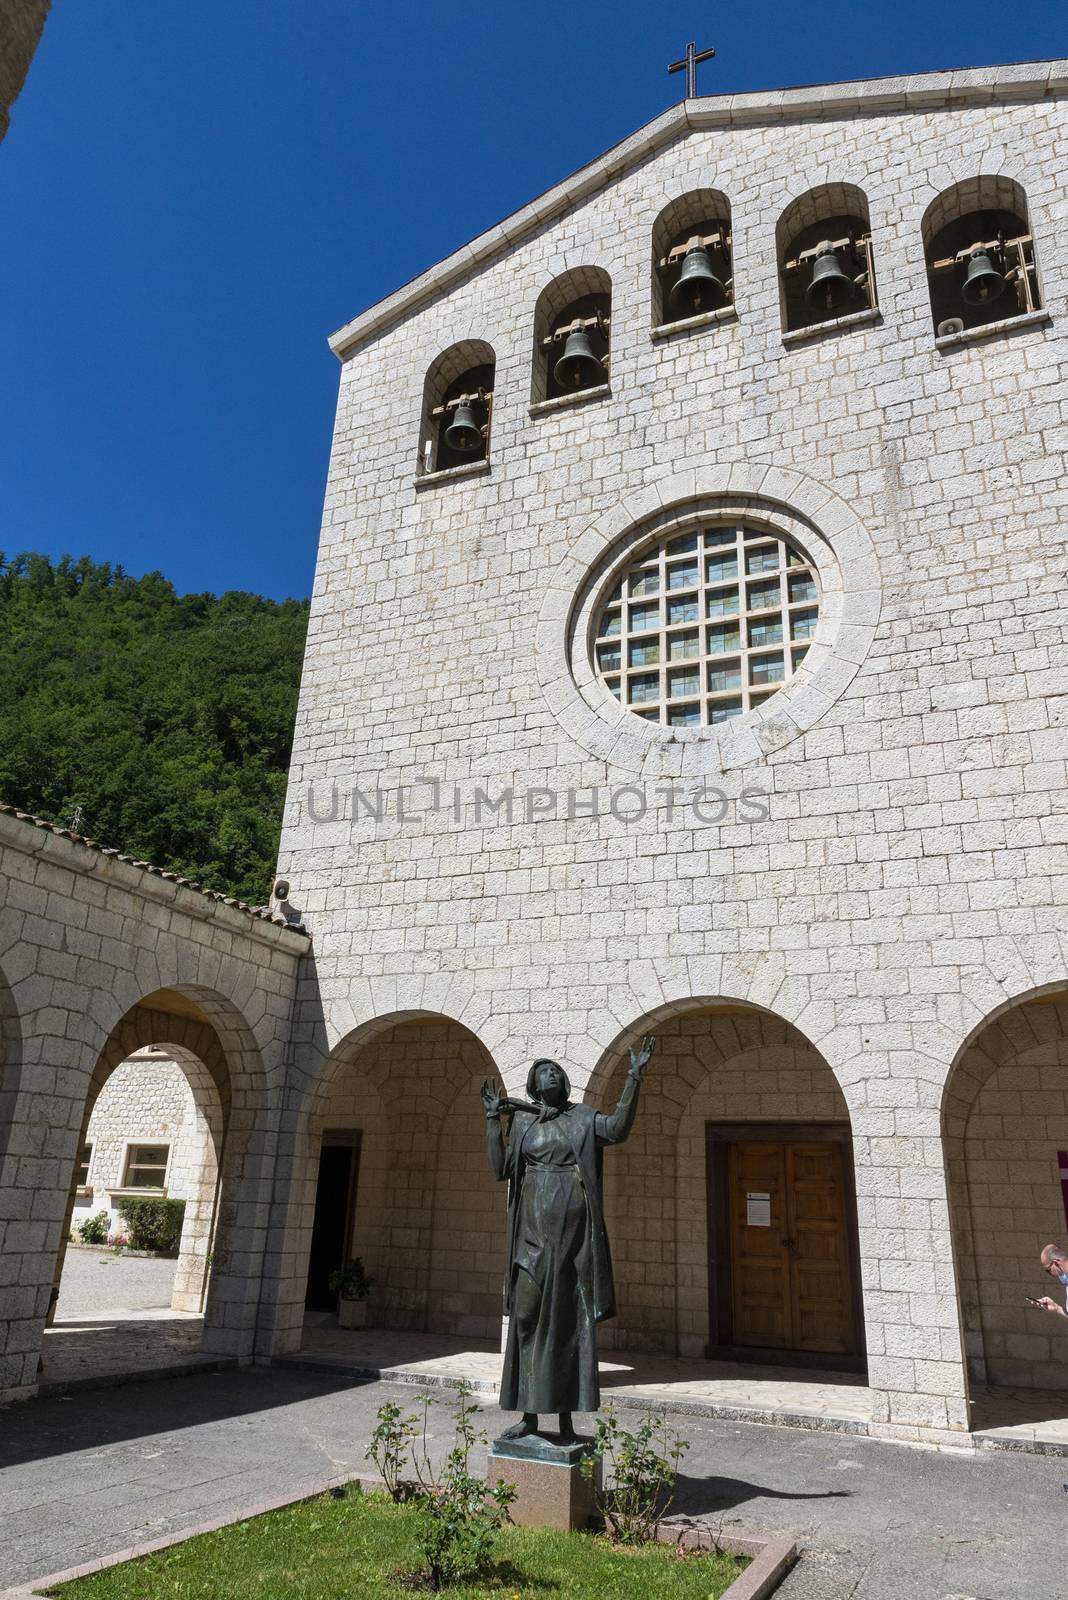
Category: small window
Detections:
[
  {"x1": 75, "y1": 1143, "x2": 92, "y2": 1187},
  {"x1": 123, "y1": 1143, "x2": 169, "y2": 1189}
]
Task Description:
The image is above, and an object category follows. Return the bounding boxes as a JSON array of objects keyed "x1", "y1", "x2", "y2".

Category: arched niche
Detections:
[
  {"x1": 943, "y1": 989, "x2": 1068, "y2": 1392},
  {"x1": 651, "y1": 188, "x2": 733, "y2": 328},
  {"x1": 922, "y1": 176, "x2": 1039, "y2": 335},
  {"x1": 293, "y1": 1012, "x2": 505, "y2": 1340},
  {"x1": 532, "y1": 265, "x2": 611, "y2": 404},
  {"x1": 776, "y1": 183, "x2": 875, "y2": 333},
  {"x1": 418, "y1": 339, "x2": 495, "y2": 475},
  {"x1": 583, "y1": 1000, "x2": 863, "y2": 1369}
]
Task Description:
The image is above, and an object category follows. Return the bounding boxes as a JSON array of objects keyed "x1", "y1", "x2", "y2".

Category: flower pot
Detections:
[{"x1": 338, "y1": 1297, "x2": 370, "y2": 1329}]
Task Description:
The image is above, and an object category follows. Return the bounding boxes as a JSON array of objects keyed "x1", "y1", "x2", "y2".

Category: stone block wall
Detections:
[
  {"x1": 0, "y1": 810, "x2": 307, "y2": 1400},
  {"x1": 276, "y1": 62, "x2": 1068, "y2": 1439}
]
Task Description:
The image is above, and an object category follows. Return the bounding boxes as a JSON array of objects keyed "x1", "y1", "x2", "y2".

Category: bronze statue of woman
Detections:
[{"x1": 480, "y1": 1036, "x2": 655, "y2": 1442}]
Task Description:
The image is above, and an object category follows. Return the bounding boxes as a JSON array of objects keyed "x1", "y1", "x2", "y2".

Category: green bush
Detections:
[
  {"x1": 115, "y1": 1196, "x2": 186, "y2": 1253},
  {"x1": 582, "y1": 1404, "x2": 690, "y2": 1544},
  {"x1": 415, "y1": 1383, "x2": 515, "y2": 1589},
  {"x1": 77, "y1": 1210, "x2": 110, "y2": 1245},
  {"x1": 366, "y1": 1384, "x2": 516, "y2": 1587}
]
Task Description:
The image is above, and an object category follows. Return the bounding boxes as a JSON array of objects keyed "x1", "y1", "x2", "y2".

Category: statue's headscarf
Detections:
[{"x1": 526, "y1": 1058, "x2": 571, "y2": 1122}]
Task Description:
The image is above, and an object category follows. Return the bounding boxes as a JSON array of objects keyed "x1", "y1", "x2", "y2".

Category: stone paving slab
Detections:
[
  {"x1": 287, "y1": 1328, "x2": 873, "y2": 1432},
  {"x1": 39, "y1": 1315, "x2": 219, "y2": 1395},
  {"x1": 0, "y1": 1367, "x2": 1062, "y2": 1598},
  {"x1": 55, "y1": 1247, "x2": 178, "y2": 1319}
]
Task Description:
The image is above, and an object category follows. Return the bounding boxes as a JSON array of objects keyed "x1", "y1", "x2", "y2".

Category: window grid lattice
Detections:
[
  {"x1": 593, "y1": 525, "x2": 819, "y2": 728},
  {"x1": 123, "y1": 1144, "x2": 169, "y2": 1189}
]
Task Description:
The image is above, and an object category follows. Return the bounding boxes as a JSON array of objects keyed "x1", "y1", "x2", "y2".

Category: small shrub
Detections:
[
  {"x1": 415, "y1": 1382, "x2": 515, "y2": 1590},
  {"x1": 115, "y1": 1196, "x2": 186, "y2": 1253},
  {"x1": 328, "y1": 1257, "x2": 373, "y2": 1300},
  {"x1": 77, "y1": 1210, "x2": 110, "y2": 1245},
  {"x1": 582, "y1": 1404, "x2": 689, "y2": 1544},
  {"x1": 366, "y1": 1398, "x2": 423, "y2": 1501}
]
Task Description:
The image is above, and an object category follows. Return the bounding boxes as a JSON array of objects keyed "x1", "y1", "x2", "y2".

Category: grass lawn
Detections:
[{"x1": 47, "y1": 1488, "x2": 748, "y2": 1599}]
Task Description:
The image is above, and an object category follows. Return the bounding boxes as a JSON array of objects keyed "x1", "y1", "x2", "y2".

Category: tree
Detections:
[{"x1": 0, "y1": 552, "x2": 309, "y2": 903}]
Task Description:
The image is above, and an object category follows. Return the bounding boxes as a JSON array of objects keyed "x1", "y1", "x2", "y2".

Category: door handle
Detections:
[{"x1": 782, "y1": 1237, "x2": 797, "y2": 1251}]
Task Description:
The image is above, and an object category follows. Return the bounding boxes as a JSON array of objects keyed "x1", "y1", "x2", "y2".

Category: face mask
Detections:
[{"x1": 1058, "y1": 1273, "x2": 1068, "y2": 1286}]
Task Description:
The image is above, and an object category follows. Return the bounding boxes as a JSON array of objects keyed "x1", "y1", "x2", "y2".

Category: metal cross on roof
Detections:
[{"x1": 668, "y1": 40, "x2": 716, "y2": 100}]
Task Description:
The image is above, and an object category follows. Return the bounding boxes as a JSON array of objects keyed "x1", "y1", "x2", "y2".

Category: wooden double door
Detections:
[{"x1": 708, "y1": 1126, "x2": 863, "y2": 1367}]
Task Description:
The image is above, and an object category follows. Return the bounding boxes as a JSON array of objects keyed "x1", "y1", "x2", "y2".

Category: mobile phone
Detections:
[{"x1": 1025, "y1": 1296, "x2": 1044, "y2": 1307}]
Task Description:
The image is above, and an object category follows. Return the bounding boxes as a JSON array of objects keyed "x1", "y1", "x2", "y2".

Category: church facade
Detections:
[
  {"x1": 269, "y1": 58, "x2": 1068, "y2": 1447},
  {"x1": 1, "y1": 59, "x2": 1067, "y2": 1449}
]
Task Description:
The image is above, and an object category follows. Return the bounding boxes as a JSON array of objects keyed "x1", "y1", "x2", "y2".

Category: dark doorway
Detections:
[
  {"x1": 304, "y1": 1131, "x2": 361, "y2": 1312},
  {"x1": 706, "y1": 1122, "x2": 865, "y2": 1372}
]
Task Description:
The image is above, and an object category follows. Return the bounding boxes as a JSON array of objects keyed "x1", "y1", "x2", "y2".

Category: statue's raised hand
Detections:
[
  {"x1": 480, "y1": 1078, "x2": 505, "y2": 1119},
  {"x1": 628, "y1": 1035, "x2": 656, "y2": 1080}
]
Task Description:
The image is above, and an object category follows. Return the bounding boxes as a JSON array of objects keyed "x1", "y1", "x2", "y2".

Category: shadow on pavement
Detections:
[
  {"x1": 673, "y1": 1470, "x2": 851, "y2": 1516},
  {"x1": 0, "y1": 1365, "x2": 380, "y2": 1469}
]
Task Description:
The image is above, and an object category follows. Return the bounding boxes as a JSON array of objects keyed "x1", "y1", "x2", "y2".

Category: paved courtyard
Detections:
[
  {"x1": 55, "y1": 1247, "x2": 178, "y2": 1319},
  {"x1": 0, "y1": 1366, "x2": 1063, "y2": 1599},
  {"x1": 40, "y1": 1250, "x2": 207, "y2": 1396}
]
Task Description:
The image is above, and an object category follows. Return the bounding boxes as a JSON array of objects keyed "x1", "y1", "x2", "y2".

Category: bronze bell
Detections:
[
  {"x1": 444, "y1": 398, "x2": 483, "y2": 453},
  {"x1": 805, "y1": 243, "x2": 855, "y2": 313},
  {"x1": 668, "y1": 245, "x2": 727, "y2": 316},
  {"x1": 961, "y1": 248, "x2": 1007, "y2": 307},
  {"x1": 553, "y1": 326, "x2": 604, "y2": 390}
]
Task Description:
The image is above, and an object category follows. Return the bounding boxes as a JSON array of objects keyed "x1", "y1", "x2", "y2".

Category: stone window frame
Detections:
[
  {"x1": 536, "y1": 463, "x2": 880, "y2": 778},
  {"x1": 591, "y1": 520, "x2": 821, "y2": 729},
  {"x1": 416, "y1": 339, "x2": 496, "y2": 479},
  {"x1": 921, "y1": 174, "x2": 1042, "y2": 340},
  {"x1": 74, "y1": 1141, "x2": 92, "y2": 1192},
  {"x1": 531, "y1": 265, "x2": 612, "y2": 408},
  {"x1": 650, "y1": 188, "x2": 735, "y2": 334},
  {"x1": 120, "y1": 1140, "x2": 172, "y2": 1191},
  {"x1": 776, "y1": 183, "x2": 878, "y2": 339}
]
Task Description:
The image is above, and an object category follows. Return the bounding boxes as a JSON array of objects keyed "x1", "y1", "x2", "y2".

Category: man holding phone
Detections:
[{"x1": 1033, "y1": 1243, "x2": 1068, "y2": 1318}]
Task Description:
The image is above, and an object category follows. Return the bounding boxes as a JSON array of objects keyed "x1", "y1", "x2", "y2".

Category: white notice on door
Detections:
[{"x1": 746, "y1": 1192, "x2": 771, "y2": 1226}]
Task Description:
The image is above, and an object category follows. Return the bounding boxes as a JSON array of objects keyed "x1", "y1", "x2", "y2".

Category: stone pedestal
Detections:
[{"x1": 487, "y1": 1433, "x2": 600, "y2": 1531}]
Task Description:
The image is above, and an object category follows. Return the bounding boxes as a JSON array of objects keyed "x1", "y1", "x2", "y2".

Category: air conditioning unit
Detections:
[{"x1": 937, "y1": 316, "x2": 965, "y2": 337}]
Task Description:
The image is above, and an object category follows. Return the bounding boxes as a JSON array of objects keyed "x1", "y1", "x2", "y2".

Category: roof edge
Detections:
[
  {"x1": 0, "y1": 805, "x2": 310, "y2": 947},
  {"x1": 328, "y1": 56, "x2": 1068, "y2": 363}
]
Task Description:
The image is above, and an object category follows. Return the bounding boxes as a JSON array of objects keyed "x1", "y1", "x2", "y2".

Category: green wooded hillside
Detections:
[{"x1": 0, "y1": 553, "x2": 309, "y2": 904}]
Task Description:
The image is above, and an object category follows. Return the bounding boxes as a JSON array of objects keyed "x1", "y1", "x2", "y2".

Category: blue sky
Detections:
[{"x1": 2, "y1": 3, "x2": 1066, "y2": 601}]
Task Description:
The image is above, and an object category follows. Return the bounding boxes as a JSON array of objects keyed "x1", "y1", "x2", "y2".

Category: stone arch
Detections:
[
  {"x1": 281, "y1": 1010, "x2": 505, "y2": 1347},
  {"x1": 417, "y1": 338, "x2": 495, "y2": 475},
  {"x1": 582, "y1": 998, "x2": 859, "y2": 1364},
  {"x1": 920, "y1": 174, "x2": 1038, "y2": 333},
  {"x1": 531, "y1": 264, "x2": 611, "y2": 403},
  {"x1": 650, "y1": 188, "x2": 732, "y2": 327},
  {"x1": 775, "y1": 182, "x2": 873, "y2": 333},
  {"x1": 942, "y1": 987, "x2": 1068, "y2": 1392},
  {"x1": 52, "y1": 986, "x2": 269, "y2": 1353}
]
